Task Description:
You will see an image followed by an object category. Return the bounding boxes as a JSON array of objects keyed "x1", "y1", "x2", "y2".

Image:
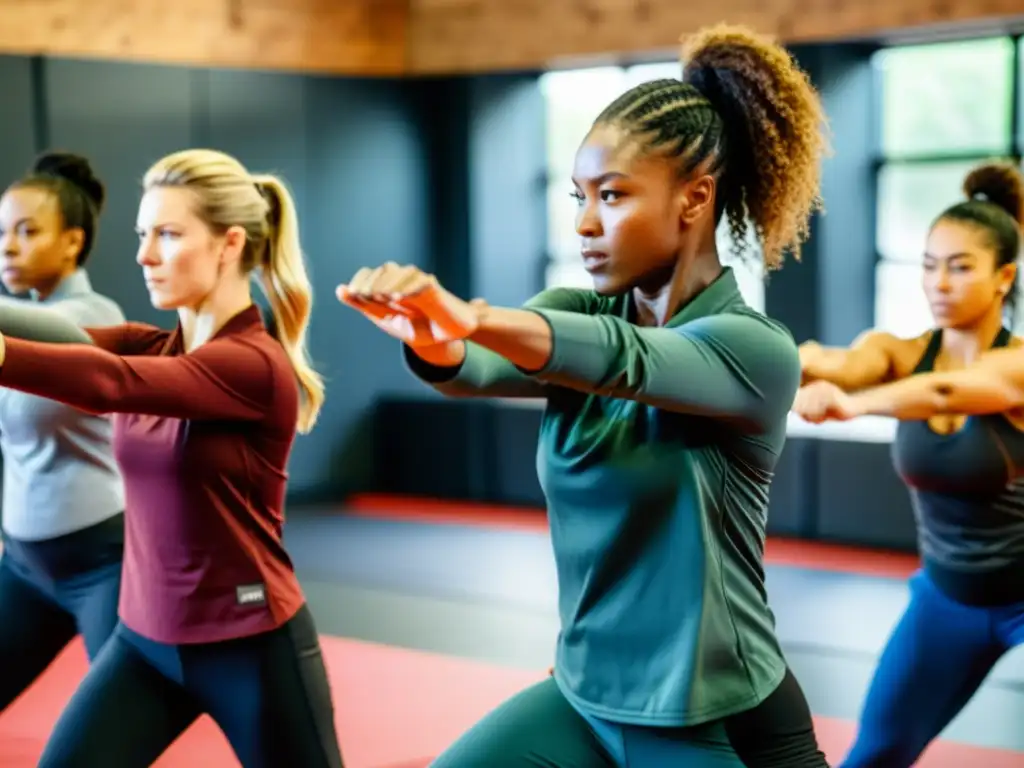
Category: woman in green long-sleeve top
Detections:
[{"x1": 340, "y1": 23, "x2": 830, "y2": 768}]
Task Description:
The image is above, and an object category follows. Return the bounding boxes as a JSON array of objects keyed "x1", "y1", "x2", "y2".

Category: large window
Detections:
[
  {"x1": 540, "y1": 63, "x2": 765, "y2": 312},
  {"x1": 874, "y1": 37, "x2": 1022, "y2": 337}
]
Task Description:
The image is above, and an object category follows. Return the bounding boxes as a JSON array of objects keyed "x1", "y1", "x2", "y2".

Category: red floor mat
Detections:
[
  {"x1": 345, "y1": 494, "x2": 921, "y2": 579},
  {"x1": 0, "y1": 637, "x2": 1018, "y2": 767}
]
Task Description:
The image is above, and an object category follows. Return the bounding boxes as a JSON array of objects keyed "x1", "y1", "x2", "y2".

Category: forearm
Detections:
[
  {"x1": 0, "y1": 297, "x2": 95, "y2": 345},
  {"x1": 406, "y1": 341, "x2": 466, "y2": 368},
  {"x1": 847, "y1": 370, "x2": 1019, "y2": 420},
  {"x1": 801, "y1": 348, "x2": 870, "y2": 390},
  {"x1": 0, "y1": 335, "x2": 269, "y2": 420},
  {"x1": 800, "y1": 345, "x2": 844, "y2": 382},
  {"x1": 403, "y1": 334, "x2": 548, "y2": 399},
  {"x1": 468, "y1": 307, "x2": 552, "y2": 372},
  {"x1": 0, "y1": 335, "x2": 110, "y2": 413},
  {"x1": 400, "y1": 287, "x2": 585, "y2": 399}
]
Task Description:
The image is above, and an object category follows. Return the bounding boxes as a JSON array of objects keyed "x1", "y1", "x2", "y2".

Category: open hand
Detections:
[
  {"x1": 337, "y1": 262, "x2": 483, "y2": 347},
  {"x1": 792, "y1": 380, "x2": 861, "y2": 424}
]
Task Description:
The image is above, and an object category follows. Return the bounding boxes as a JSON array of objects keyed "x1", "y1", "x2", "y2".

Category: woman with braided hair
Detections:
[{"x1": 339, "y1": 24, "x2": 829, "y2": 768}]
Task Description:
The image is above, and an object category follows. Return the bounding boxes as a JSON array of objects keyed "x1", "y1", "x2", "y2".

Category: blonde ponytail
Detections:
[
  {"x1": 251, "y1": 174, "x2": 324, "y2": 433},
  {"x1": 144, "y1": 149, "x2": 325, "y2": 433}
]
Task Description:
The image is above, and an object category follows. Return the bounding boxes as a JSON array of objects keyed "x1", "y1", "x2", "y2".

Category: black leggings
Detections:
[
  {"x1": 432, "y1": 668, "x2": 828, "y2": 767},
  {"x1": 0, "y1": 525, "x2": 123, "y2": 714},
  {"x1": 38, "y1": 605, "x2": 344, "y2": 768}
]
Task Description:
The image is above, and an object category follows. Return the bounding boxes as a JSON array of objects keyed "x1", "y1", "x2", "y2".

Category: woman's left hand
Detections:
[
  {"x1": 792, "y1": 380, "x2": 862, "y2": 423},
  {"x1": 337, "y1": 263, "x2": 483, "y2": 347}
]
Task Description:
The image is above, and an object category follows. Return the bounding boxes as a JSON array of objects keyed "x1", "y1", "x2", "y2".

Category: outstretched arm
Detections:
[
  {"x1": 403, "y1": 289, "x2": 595, "y2": 399},
  {"x1": 799, "y1": 330, "x2": 901, "y2": 390},
  {"x1": 844, "y1": 347, "x2": 1024, "y2": 420},
  {"x1": 404, "y1": 343, "x2": 548, "y2": 399},
  {"x1": 0, "y1": 296, "x2": 167, "y2": 355},
  {"x1": 340, "y1": 265, "x2": 797, "y2": 426},
  {"x1": 471, "y1": 303, "x2": 800, "y2": 430},
  {"x1": 0, "y1": 334, "x2": 274, "y2": 421}
]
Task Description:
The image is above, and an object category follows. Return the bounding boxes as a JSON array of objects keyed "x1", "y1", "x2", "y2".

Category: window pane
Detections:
[
  {"x1": 540, "y1": 67, "x2": 625, "y2": 180},
  {"x1": 718, "y1": 219, "x2": 765, "y2": 314},
  {"x1": 546, "y1": 182, "x2": 581, "y2": 266},
  {"x1": 876, "y1": 159, "x2": 994, "y2": 263},
  {"x1": 545, "y1": 260, "x2": 591, "y2": 290},
  {"x1": 1019, "y1": 38, "x2": 1024, "y2": 148},
  {"x1": 876, "y1": 38, "x2": 1013, "y2": 157},
  {"x1": 874, "y1": 260, "x2": 931, "y2": 337},
  {"x1": 624, "y1": 61, "x2": 681, "y2": 87}
]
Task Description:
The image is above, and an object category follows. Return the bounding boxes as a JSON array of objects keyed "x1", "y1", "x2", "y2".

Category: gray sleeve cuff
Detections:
[{"x1": 0, "y1": 297, "x2": 95, "y2": 345}]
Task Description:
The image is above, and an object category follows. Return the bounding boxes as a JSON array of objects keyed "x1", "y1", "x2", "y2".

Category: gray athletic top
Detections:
[
  {"x1": 891, "y1": 327, "x2": 1024, "y2": 605},
  {"x1": 0, "y1": 270, "x2": 125, "y2": 541}
]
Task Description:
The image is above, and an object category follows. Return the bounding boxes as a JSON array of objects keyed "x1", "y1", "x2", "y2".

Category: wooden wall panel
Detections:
[
  {"x1": 0, "y1": 0, "x2": 408, "y2": 75},
  {"x1": 1, "y1": 0, "x2": 1023, "y2": 75},
  {"x1": 406, "y1": 0, "x2": 1024, "y2": 74}
]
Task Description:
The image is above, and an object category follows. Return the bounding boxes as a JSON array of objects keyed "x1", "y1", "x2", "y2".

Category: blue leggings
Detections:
[
  {"x1": 0, "y1": 535, "x2": 122, "y2": 714},
  {"x1": 840, "y1": 570, "x2": 1024, "y2": 767},
  {"x1": 38, "y1": 606, "x2": 343, "y2": 767}
]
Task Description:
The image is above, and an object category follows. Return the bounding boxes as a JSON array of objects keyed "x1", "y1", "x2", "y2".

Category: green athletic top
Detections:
[{"x1": 404, "y1": 268, "x2": 800, "y2": 727}]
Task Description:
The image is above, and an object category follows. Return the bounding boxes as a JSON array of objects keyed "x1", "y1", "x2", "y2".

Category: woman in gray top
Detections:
[{"x1": 0, "y1": 152, "x2": 125, "y2": 712}]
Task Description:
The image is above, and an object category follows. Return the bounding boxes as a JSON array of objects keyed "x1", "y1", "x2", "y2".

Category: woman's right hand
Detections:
[
  {"x1": 336, "y1": 264, "x2": 493, "y2": 369},
  {"x1": 337, "y1": 286, "x2": 444, "y2": 347},
  {"x1": 336, "y1": 263, "x2": 482, "y2": 348}
]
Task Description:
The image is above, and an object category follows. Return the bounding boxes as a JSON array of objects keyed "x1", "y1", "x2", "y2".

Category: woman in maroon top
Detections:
[{"x1": 0, "y1": 148, "x2": 343, "y2": 767}]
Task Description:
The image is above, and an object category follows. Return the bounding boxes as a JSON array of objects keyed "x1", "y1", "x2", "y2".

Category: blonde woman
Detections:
[{"x1": 0, "y1": 149, "x2": 341, "y2": 767}]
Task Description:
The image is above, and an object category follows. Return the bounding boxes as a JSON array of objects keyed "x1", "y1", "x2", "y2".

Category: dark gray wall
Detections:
[
  {"x1": 0, "y1": 48, "x2": 921, "y2": 549},
  {"x1": 0, "y1": 58, "x2": 436, "y2": 500},
  {"x1": 0, "y1": 58, "x2": 38, "y2": 192},
  {"x1": 42, "y1": 60, "x2": 195, "y2": 328},
  {"x1": 467, "y1": 75, "x2": 548, "y2": 305}
]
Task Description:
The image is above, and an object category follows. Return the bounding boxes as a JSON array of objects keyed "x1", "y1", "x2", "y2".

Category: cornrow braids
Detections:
[
  {"x1": 595, "y1": 79, "x2": 722, "y2": 178},
  {"x1": 592, "y1": 24, "x2": 830, "y2": 270}
]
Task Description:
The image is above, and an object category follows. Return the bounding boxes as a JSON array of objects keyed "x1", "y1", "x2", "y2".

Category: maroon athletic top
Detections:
[{"x1": 0, "y1": 304, "x2": 305, "y2": 644}]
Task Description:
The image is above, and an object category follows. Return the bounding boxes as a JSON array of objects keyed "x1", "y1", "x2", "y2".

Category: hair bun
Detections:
[
  {"x1": 31, "y1": 152, "x2": 106, "y2": 212},
  {"x1": 963, "y1": 162, "x2": 1024, "y2": 224}
]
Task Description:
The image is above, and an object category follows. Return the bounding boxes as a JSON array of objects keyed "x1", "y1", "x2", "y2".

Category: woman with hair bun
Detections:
[
  {"x1": 795, "y1": 161, "x2": 1024, "y2": 766},
  {"x1": 0, "y1": 151, "x2": 126, "y2": 714}
]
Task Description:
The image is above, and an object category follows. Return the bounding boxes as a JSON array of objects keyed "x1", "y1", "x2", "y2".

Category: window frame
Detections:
[{"x1": 872, "y1": 35, "x2": 1024, "y2": 336}]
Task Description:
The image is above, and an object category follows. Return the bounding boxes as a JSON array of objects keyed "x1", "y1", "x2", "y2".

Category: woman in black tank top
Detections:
[{"x1": 793, "y1": 162, "x2": 1024, "y2": 768}]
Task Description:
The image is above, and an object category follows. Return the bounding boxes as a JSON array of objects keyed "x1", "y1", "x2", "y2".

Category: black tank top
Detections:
[{"x1": 891, "y1": 327, "x2": 1024, "y2": 606}]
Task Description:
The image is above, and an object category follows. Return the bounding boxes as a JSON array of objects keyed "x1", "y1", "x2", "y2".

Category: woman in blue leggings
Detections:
[{"x1": 795, "y1": 162, "x2": 1024, "y2": 766}]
